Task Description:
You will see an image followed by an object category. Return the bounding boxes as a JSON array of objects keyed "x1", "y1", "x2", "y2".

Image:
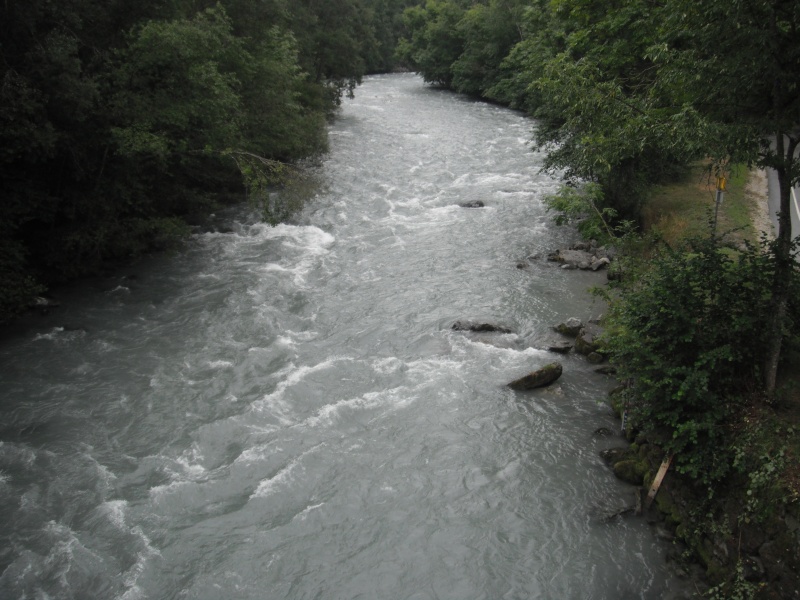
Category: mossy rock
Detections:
[
  {"x1": 654, "y1": 488, "x2": 683, "y2": 531},
  {"x1": 507, "y1": 362, "x2": 563, "y2": 390},
  {"x1": 608, "y1": 386, "x2": 626, "y2": 416},
  {"x1": 613, "y1": 459, "x2": 649, "y2": 485}
]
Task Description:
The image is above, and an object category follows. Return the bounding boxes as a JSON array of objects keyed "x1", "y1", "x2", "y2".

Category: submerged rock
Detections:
[
  {"x1": 452, "y1": 321, "x2": 513, "y2": 334},
  {"x1": 593, "y1": 427, "x2": 614, "y2": 437},
  {"x1": 507, "y1": 362, "x2": 563, "y2": 390},
  {"x1": 459, "y1": 200, "x2": 485, "y2": 208},
  {"x1": 594, "y1": 365, "x2": 617, "y2": 375}
]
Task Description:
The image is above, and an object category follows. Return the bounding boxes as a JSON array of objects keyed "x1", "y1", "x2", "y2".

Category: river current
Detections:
[{"x1": 0, "y1": 74, "x2": 685, "y2": 599}]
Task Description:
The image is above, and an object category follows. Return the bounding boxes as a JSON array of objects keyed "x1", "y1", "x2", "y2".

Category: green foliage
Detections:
[
  {"x1": 397, "y1": 0, "x2": 468, "y2": 87},
  {"x1": 604, "y1": 235, "x2": 780, "y2": 482},
  {"x1": 450, "y1": 0, "x2": 523, "y2": 96},
  {"x1": 543, "y1": 183, "x2": 620, "y2": 244},
  {"x1": 111, "y1": 7, "x2": 245, "y2": 162}
]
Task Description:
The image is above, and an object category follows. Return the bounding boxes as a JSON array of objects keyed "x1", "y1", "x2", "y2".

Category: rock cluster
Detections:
[
  {"x1": 544, "y1": 317, "x2": 607, "y2": 364},
  {"x1": 546, "y1": 241, "x2": 615, "y2": 271}
]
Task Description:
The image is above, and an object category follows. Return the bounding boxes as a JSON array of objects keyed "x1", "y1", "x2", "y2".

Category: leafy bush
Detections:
[
  {"x1": 603, "y1": 235, "x2": 778, "y2": 482},
  {"x1": 543, "y1": 182, "x2": 623, "y2": 245}
]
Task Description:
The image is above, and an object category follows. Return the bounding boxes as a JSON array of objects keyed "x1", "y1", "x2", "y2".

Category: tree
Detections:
[
  {"x1": 604, "y1": 235, "x2": 779, "y2": 480},
  {"x1": 528, "y1": 0, "x2": 693, "y2": 220},
  {"x1": 450, "y1": 0, "x2": 524, "y2": 97},
  {"x1": 655, "y1": 0, "x2": 800, "y2": 394},
  {"x1": 397, "y1": 0, "x2": 468, "y2": 87}
]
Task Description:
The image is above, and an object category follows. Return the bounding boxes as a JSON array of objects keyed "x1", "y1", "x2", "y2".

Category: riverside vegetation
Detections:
[
  {"x1": 1, "y1": 0, "x2": 417, "y2": 321},
  {"x1": 4, "y1": 0, "x2": 800, "y2": 597}
]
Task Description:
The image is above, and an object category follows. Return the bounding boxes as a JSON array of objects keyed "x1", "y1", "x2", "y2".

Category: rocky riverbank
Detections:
[{"x1": 538, "y1": 235, "x2": 800, "y2": 599}]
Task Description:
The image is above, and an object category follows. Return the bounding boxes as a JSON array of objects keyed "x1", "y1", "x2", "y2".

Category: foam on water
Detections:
[
  {"x1": 249, "y1": 444, "x2": 324, "y2": 500},
  {"x1": 0, "y1": 74, "x2": 688, "y2": 600}
]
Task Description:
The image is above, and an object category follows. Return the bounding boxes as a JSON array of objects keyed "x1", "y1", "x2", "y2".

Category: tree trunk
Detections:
[{"x1": 763, "y1": 134, "x2": 798, "y2": 396}]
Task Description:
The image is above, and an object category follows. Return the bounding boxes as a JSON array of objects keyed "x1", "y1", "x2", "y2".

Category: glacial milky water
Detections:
[{"x1": 0, "y1": 74, "x2": 686, "y2": 599}]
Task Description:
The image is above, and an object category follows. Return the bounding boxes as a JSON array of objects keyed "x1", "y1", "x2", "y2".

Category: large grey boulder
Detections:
[
  {"x1": 548, "y1": 249, "x2": 595, "y2": 270},
  {"x1": 507, "y1": 362, "x2": 563, "y2": 390},
  {"x1": 555, "y1": 317, "x2": 583, "y2": 337},
  {"x1": 575, "y1": 323, "x2": 603, "y2": 355}
]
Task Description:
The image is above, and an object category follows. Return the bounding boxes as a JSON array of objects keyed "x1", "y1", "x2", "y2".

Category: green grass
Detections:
[{"x1": 641, "y1": 162, "x2": 759, "y2": 246}]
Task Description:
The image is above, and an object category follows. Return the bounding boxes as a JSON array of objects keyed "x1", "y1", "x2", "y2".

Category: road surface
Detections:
[{"x1": 766, "y1": 168, "x2": 800, "y2": 243}]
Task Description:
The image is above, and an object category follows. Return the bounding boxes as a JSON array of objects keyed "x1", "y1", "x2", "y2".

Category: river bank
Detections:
[{"x1": 572, "y1": 166, "x2": 800, "y2": 599}]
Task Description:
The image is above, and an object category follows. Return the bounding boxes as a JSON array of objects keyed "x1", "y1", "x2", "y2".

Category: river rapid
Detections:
[{"x1": 0, "y1": 74, "x2": 686, "y2": 599}]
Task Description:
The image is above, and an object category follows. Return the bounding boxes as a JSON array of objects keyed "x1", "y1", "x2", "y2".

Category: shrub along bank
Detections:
[{"x1": 549, "y1": 175, "x2": 800, "y2": 598}]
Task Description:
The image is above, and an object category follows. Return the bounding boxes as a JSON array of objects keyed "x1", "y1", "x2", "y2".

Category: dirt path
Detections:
[{"x1": 746, "y1": 168, "x2": 775, "y2": 239}]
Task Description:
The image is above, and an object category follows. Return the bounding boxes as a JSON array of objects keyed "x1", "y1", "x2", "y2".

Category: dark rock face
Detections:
[
  {"x1": 587, "y1": 351, "x2": 605, "y2": 364},
  {"x1": 459, "y1": 200, "x2": 485, "y2": 208},
  {"x1": 507, "y1": 362, "x2": 563, "y2": 390},
  {"x1": 546, "y1": 340, "x2": 573, "y2": 354},
  {"x1": 574, "y1": 323, "x2": 603, "y2": 355},
  {"x1": 554, "y1": 317, "x2": 583, "y2": 337},
  {"x1": 600, "y1": 447, "x2": 629, "y2": 465},
  {"x1": 593, "y1": 427, "x2": 614, "y2": 437},
  {"x1": 451, "y1": 321, "x2": 513, "y2": 334},
  {"x1": 613, "y1": 460, "x2": 648, "y2": 486}
]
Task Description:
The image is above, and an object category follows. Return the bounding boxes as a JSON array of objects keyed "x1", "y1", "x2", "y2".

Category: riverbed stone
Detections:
[
  {"x1": 613, "y1": 459, "x2": 648, "y2": 486},
  {"x1": 575, "y1": 323, "x2": 603, "y2": 355},
  {"x1": 459, "y1": 200, "x2": 484, "y2": 208},
  {"x1": 587, "y1": 351, "x2": 605, "y2": 364},
  {"x1": 507, "y1": 362, "x2": 563, "y2": 390},
  {"x1": 555, "y1": 317, "x2": 583, "y2": 337},
  {"x1": 595, "y1": 365, "x2": 617, "y2": 375},
  {"x1": 600, "y1": 447, "x2": 629, "y2": 465},
  {"x1": 452, "y1": 321, "x2": 513, "y2": 334},
  {"x1": 546, "y1": 340, "x2": 573, "y2": 353}
]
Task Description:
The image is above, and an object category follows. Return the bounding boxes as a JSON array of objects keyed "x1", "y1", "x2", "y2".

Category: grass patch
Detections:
[{"x1": 642, "y1": 162, "x2": 759, "y2": 245}]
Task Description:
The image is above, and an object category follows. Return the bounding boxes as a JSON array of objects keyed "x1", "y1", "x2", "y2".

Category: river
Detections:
[{"x1": 0, "y1": 74, "x2": 686, "y2": 599}]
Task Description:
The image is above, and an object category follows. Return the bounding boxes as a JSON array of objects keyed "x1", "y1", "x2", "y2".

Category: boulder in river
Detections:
[
  {"x1": 575, "y1": 323, "x2": 603, "y2": 355},
  {"x1": 507, "y1": 362, "x2": 563, "y2": 390},
  {"x1": 459, "y1": 200, "x2": 485, "y2": 208},
  {"x1": 546, "y1": 340, "x2": 573, "y2": 354},
  {"x1": 548, "y1": 248, "x2": 594, "y2": 270},
  {"x1": 452, "y1": 321, "x2": 513, "y2": 334},
  {"x1": 594, "y1": 365, "x2": 617, "y2": 375},
  {"x1": 554, "y1": 317, "x2": 583, "y2": 337}
]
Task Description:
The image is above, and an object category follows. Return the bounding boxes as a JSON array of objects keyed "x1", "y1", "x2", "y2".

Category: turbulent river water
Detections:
[{"x1": 0, "y1": 74, "x2": 686, "y2": 599}]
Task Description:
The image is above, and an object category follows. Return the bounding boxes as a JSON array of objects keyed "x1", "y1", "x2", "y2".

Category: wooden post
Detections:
[{"x1": 644, "y1": 454, "x2": 673, "y2": 510}]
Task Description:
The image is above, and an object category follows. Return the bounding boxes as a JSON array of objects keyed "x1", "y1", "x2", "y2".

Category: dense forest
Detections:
[{"x1": 1, "y1": 0, "x2": 416, "y2": 320}]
